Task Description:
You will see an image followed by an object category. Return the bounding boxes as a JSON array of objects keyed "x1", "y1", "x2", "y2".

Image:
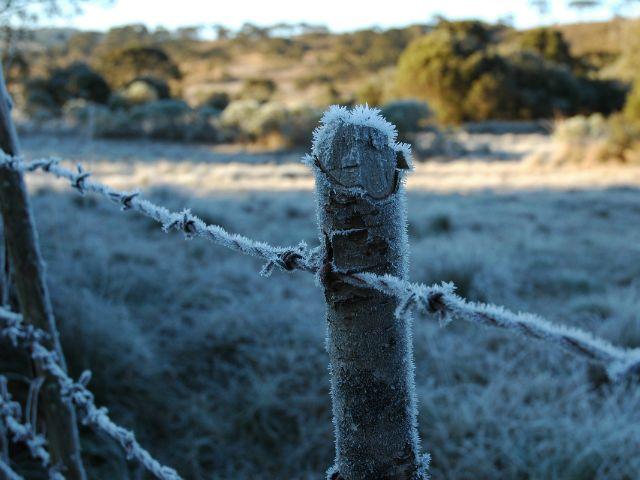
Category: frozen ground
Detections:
[{"x1": 3, "y1": 131, "x2": 640, "y2": 479}]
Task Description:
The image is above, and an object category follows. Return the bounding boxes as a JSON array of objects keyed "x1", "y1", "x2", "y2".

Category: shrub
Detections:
[
  {"x1": 219, "y1": 99, "x2": 261, "y2": 141},
  {"x1": 95, "y1": 46, "x2": 181, "y2": 89},
  {"x1": 602, "y1": 114, "x2": 640, "y2": 162},
  {"x1": 395, "y1": 20, "x2": 613, "y2": 123},
  {"x1": 246, "y1": 102, "x2": 289, "y2": 138},
  {"x1": 23, "y1": 79, "x2": 59, "y2": 117},
  {"x1": 517, "y1": 28, "x2": 574, "y2": 66},
  {"x1": 395, "y1": 24, "x2": 500, "y2": 123},
  {"x1": 92, "y1": 101, "x2": 219, "y2": 142},
  {"x1": 62, "y1": 99, "x2": 98, "y2": 127},
  {"x1": 24, "y1": 63, "x2": 111, "y2": 116},
  {"x1": 42, "y1": 62, "x2": 111, "y2": 106},
  {"x1": 93, "y1": 106, "x2": 144, "y2": 138},
  {"x1": 131, "y1": 99, "x2": 191, "y2": 140},
  {"x1": 551, "y1": 113, "x2": 640, "y2": 164},
  {"x1": 624, "y1": 79, "x2": 640, "y2": 123},
  {"x1": 219, "y1": 100, "x2": 320, "y2": 146},
  {"x1": 356, "y1": 82, "x2": 384, "y2": 106},
  {"x1": 200, "y1": 91, "x2": 230, "y2": 111},
  {"x1": 238, "y1": 78, "x2": 277, "y2": 103},
  {"x1": 121, "y1": 77, "x2": 170, "y2": 106},
  {"x1": 380, "y1": 100, "x2": 431, "y2": 139},
  {"x1": 282, "y1": 106, "x2": 322, "y2": 146}
]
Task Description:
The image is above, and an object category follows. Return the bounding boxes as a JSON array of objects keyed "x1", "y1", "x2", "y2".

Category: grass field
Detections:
[{"x1": 4, "y1": 131, "x2": 640, "y2": 479}]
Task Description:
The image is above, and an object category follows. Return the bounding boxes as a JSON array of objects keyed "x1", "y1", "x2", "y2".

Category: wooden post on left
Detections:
[{"x1": 0, "y1": 63, "x2": 87, "y2": 479}]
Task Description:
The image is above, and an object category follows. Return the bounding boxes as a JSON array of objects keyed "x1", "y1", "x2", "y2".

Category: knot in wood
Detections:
[{"x1": 316, "y1": 123, "x2": 405, "y2": 200}]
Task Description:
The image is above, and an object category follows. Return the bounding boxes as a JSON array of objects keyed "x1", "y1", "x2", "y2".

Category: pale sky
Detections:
[{"x1": 47, "y1": 0, "x2": 640, "y2": 32}]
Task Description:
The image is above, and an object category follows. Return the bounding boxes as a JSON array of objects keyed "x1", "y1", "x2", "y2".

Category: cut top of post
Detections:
[{"x1": 306, "y1": 105, "x2": 413, "y2": 200}]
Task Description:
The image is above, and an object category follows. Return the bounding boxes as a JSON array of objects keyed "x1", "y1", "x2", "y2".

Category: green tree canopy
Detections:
[{"x1": 95, "y1": 46, "x2": 181, "y2": 89}]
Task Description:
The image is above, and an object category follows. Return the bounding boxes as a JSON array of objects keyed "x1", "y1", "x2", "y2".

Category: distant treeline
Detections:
[{"x1": 2, "y1": 17, "x2": 640, "y2": 143}]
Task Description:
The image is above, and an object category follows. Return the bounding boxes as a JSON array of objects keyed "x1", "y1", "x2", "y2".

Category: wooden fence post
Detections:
[
  {"x1": 0, "y1": 65, "x2": 87, "y2": 479},
  {"x1": 310, "y1": 107, "x2": 427, "y2": 480}
]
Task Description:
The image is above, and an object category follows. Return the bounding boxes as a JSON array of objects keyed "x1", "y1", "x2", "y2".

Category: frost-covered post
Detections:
[
  {"x1": 0, "y1": 64, "x2": 87, "y2": 479},
  {"x1": 307, "y1": 106, "x2": 427, "y2": 480}
]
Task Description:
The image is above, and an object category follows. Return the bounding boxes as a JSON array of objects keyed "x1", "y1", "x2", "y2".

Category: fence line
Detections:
[
  {"x1": 2, "y1": 153, "x2": 639, "y2": 382},
  {"x1": 0, "y1": 307, "x2": 182, "y2": 480},
  {"x1": 0, "y1": 153, "x2": 319, "y2": 276}
]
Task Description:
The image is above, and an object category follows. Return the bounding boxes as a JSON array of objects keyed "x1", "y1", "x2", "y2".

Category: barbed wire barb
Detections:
[
  {"x1": 0, "y1": 307, "x2": 182, "y2": 480},
  {"x1": 0, "y1": 375, "x2": 53, "y2": 474}
]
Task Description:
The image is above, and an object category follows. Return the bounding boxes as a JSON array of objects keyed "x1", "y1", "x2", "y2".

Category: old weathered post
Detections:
[
  {"x1": 308, "y1": 106, "x2": 427, "y2": 480},
  {"x1": 0, "y1": 65, "x2": 87, "y2": 478}
]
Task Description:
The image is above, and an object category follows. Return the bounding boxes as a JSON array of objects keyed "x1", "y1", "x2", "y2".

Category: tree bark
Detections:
[
  {"x1": 313, "y1": 116, "x2": 426, "y2": 479},
  {"x1": 0, "y1": 64, "x2": 87, "y2": 479}
]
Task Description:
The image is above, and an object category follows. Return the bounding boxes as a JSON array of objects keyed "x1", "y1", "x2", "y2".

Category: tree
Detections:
[
  {"x1": 529, "y1": 0, "x2": 640, "y2": 14},
  {"x1": 518, "y1": 27, "x2": 574, "y2": 66},
  {"x1": 99, "y1": 23, "x2": 150, "y2": 50},
  {"x1": 568, "y1": 0, "x2": 602, "y2": 9},
  {"x1": 95, "y1": 46, "x2": 181, "y2": 89},
  {"x1": 212, "y1": 24, "x2": 231, "y2": 40},
  {"x1": 394, "y1": 21, "x2": 598, "y2": 123},
  {"x1": 1, "y1": 1, "x2": 109, "y2": 81},
  {"x1": 624, "y1": 78, "x2": 640, "y2": 122}
]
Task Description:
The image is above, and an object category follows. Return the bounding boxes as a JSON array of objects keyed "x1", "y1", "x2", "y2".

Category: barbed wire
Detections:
[
  {"x1": 348, "y1": 274, "x2": 640, "y2": 380},
  {"x1": 0, "y1": 307, "x2": 182, "y2": 480},
  {"x1": 0, "y1": 457, "x2": 22, "y2": 480},
  {"x1": 0, "y1": 376, "x2": 50, "y2": 467},
  {"x1": 2, "y1": 154, "x2": 640, "y2": 382},
  {"x1": 0, "y1": 153, "x2": 319, "y2": 276}
]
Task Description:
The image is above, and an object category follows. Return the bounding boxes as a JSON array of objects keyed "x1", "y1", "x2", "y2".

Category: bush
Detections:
[
  {"x1": 517, "y1": 28, "x2": 574, "y2": 66},
  {"x1": 92, "y1": 101, "x2": 219, "y2": 142},
  {"x1": 395, "y1": 23, "x2": 501, "y2": 123},
  {"x1": 356, "y1": 82, "x2": 384, "y2": 106},
  {"x1": 380, "y1": 100, "x2": 431, "y2": 139},
  {"x1": 48, "y1": 62, "x2": 111, "y2": 105},
  {"x1": 238, "y1": 78, "x2": 277, "y2": 103},
  {"x1": 551, "y1": 113, "x2": 640, "y2": 164},
  {"x1": 282, "y1": 106, "x2": 322, "y2": 146},
  {"x1": 23, "y1": 79, "x2": 59, "y2": 117},
  {"x1": 62, "y1": 99, "x2": 98, "y2": 127},
  {"x1": 624, "y1": 79, "x2": 640, "y2": 123},
  {"x1": 219, "y1": 100, "x2": 320, "y2": 146},
  {"x1": 219, "y1": 99, "x2": 261, "y2": 141},
  {"x1": 200, "y1": 91, "x2": 230, "y2": 111},
  {"x1": 130, "y1": 99, "x2": 191, "y2": 140},
  {"x1": 133, "y1": 100, "x2": 218, "y2": 142},
  {"x1": 121, "y1": 77, "x2": 171, "y2": 106},
  {"x1": 93, "y1": 106, "x2": 144, "y2": 138},
  {"x1": 553, "y1": 114, "x2": 609, "y2": 143},
  {"x1": 95, "y1": 46, "x2": 181, "y2": 89},
  {"x1": 23, "y1": 63, "x2": 111, "y2": 116},
  {"x1": 395, "y1": 20, "x2": 616, "y2": 123}
]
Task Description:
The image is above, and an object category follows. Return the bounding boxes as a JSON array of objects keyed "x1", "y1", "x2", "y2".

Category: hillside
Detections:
[{"x1": 9, "y1": 17, "x2": 637, "y2": 109}]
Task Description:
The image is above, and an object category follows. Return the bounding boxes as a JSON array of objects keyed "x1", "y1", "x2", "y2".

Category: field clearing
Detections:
[
  {"x1": 20, "y1": 132, "x2": 640, "y2": 194},
  {"x1": 5, "y1": 131, "x2": 640, "y2": 479}
]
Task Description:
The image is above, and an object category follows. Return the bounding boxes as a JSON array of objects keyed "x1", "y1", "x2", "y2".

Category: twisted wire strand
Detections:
[
  {"x1": 0, "y1": 457, "x2": 22, "y2": 480},
  {"x1": 0, "y1": 376, "x2": 50, "y2": 467},
  {"x1": 2, "y1": 154, "x2": 639, "y2": 381},
  {"x1": 0, "y1": 308, "x2": 182, "y2": 480},
  {"x1": 0, "y1": 153, "x2": 319, "y2": 276}
]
